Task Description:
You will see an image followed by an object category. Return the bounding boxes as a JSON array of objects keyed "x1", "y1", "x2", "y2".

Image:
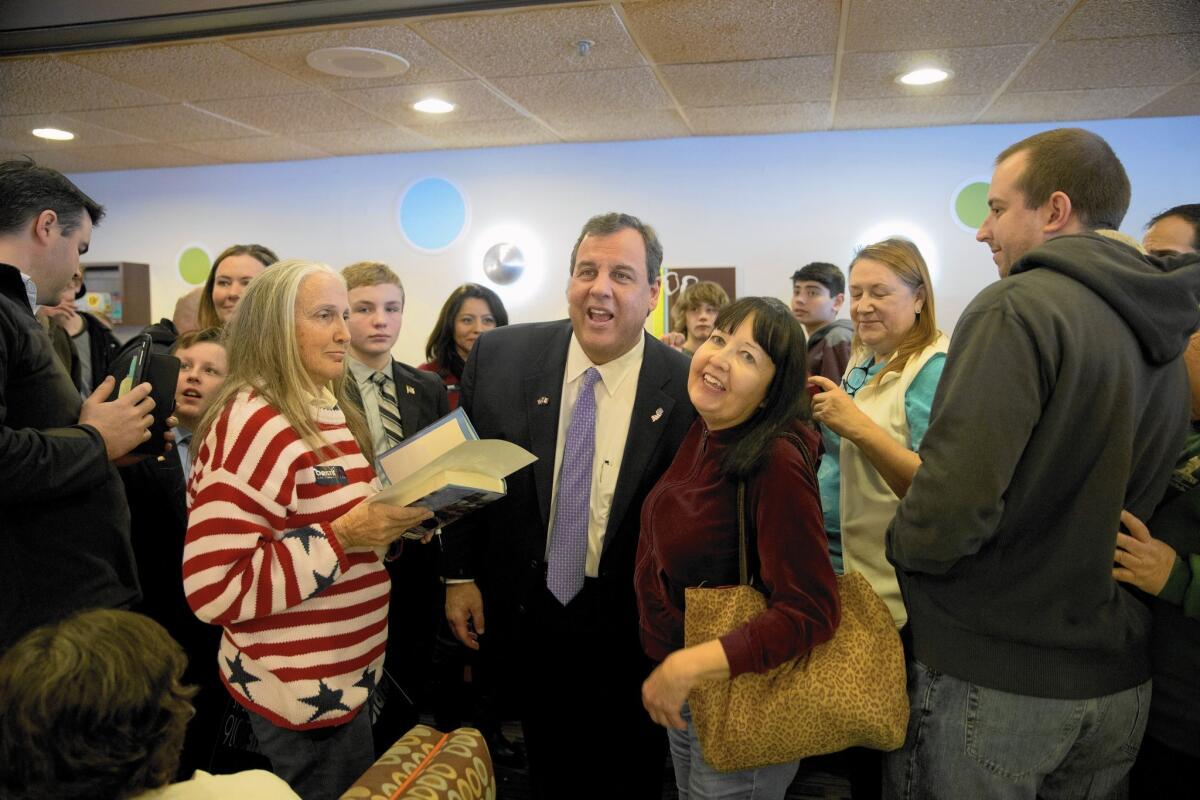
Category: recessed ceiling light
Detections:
[
  {"x1": 413, "y1": 98, "x2": 455, "y2": 114},
  {"x1": 897, "y1": 67, "x2": 952, "y2": 86},
  {"x1": 32, "y1": 127, "x2": 75, "y2": 141},
  {"x1": 305, "y1": 46, "x2": 409, "y2": 78}
]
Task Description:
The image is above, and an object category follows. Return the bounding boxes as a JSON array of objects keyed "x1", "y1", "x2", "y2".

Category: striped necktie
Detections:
[
  {"x1": 370, "y1": 371, "x2": 404, "y2": 446},
  {"x1": 546, "y1": 367, "x2": 601, "y2": 605}
]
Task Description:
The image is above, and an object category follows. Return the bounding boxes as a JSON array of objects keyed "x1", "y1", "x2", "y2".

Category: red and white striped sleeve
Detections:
[{"x1": 183, "y1": 394, "x2": 358, "y2": 626}]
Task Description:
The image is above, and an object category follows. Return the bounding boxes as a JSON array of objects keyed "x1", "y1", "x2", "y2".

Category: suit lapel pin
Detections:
[
  {"x1": 405, "y1": 384, "x2": 416, "y2": 395},
  {"x1": 650, "y1": 407, "x2": 664, "y2": 422},
  {"x1": 536, "y1": 396, "x2": 550, "y2": 406}
]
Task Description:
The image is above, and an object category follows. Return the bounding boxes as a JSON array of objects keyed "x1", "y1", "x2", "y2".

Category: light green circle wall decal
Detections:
[
  {"x1": 954, "y1": 181, "x2": 990, "y2": 229},
  {"x1": 179, "y1": 246, "x2": 211, "y2": 284}
]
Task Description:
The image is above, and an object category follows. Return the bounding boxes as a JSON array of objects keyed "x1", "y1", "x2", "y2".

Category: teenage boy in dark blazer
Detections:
[
  {"x1": 342, "y1": 261, "x2": 449, "y2": 752},
  {"x1": 442, "y1": 213, "x2": 695, "y2": 799}
]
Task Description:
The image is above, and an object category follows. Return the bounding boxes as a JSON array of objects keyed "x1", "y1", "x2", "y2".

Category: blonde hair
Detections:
[
  {"x1": 343, "y1": 261, "x2": 405, "y2": 308},
  {"x1": 671, "y1": 280, "x2": 730, "y2": 335},
  {"x1": 1095, "y1": 228, "x2": 1147, "y2": 254},
  {"x1": 195, "y1": 259, "x2": 373, "y2": 462},
  {"x1": 850, "y1": 238, "x2": 941, "y2": 384}
]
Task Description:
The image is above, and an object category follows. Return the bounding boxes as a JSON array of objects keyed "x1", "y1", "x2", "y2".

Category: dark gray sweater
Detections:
[
  {"x1": 0, "y1": 264, "x2": 139, "y2": 651},
  {"x1": 887, "y1": 235, "x2": 1200, "y2": 699}
]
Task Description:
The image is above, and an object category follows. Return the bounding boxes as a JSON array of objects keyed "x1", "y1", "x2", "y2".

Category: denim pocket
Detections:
[
  {"x1": 964, "y1": 684, "x2": 1083, "y2": 780},
  {"x1": 1118, "y1": 681, "x2": 1150, "y2": 759}
]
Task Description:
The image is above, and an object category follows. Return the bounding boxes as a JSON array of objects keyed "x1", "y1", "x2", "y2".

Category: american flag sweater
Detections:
[{"x1": 184, "y1": 389, "x2": 387, "y2": 730}]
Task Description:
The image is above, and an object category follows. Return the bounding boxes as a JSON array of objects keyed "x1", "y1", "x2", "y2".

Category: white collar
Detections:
[
  {"x1": 347, "y1": 355, "x2": 392, "y2": 385},
  {"x1": 18, "y1": 271, "x2": 38, "y2": 313},
  {"x1": 565, "y1": 331, "x2": 645, "y2": 397}
]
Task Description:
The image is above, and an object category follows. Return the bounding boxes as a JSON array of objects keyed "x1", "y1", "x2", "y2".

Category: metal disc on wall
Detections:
[{"x1": 482, "y1": 242, "x2": 525, "y2": 285}]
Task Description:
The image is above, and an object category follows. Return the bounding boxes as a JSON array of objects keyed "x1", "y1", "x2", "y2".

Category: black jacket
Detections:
[
  {"x1": 0, "y1": 264, "x2": 138, "y2": 651},
  {"x1": 888, "y1": 235, "x2": 1200, "y2": 698},
  {"x1": 440, "y1": 321, "x2": 695, "y2": 606}
]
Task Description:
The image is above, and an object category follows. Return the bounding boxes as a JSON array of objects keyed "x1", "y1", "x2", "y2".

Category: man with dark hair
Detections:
[
  {"x1": 883, "y1": 128, "x2": 1200, "y2": 796},
  {"x1": 441, "y1": 212, "x2": 694, "y2": 798},
  {"x1": 340, "y1": 260, "x2": 449, "y2": 753},
  {"x1": 1145, "y1": 203, "x2": 1200, "y2": 257},
  {"x1": 0, "y1": 159, "x2": 156, "y2": 653},
  {"x1": 791, "y1": 261, "x2": 852, "y2": 383}
]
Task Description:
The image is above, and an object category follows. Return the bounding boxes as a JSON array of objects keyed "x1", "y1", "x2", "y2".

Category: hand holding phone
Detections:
[
  {"x1": 102, "y1": 334, "x2": 181, "y2": 456},
  {"x1": 80, "y1": 376, "x2": 156, "y2": 461}
]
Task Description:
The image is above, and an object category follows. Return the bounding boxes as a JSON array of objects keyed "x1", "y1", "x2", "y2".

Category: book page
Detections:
[{"x1": 377, "y1": 407, "x2": 477, "y2": 485}]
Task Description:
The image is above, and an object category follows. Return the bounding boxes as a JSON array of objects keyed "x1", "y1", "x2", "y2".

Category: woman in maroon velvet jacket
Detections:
[{"x1": 636, "y1": 296, "x2": 840, "y2": 799}]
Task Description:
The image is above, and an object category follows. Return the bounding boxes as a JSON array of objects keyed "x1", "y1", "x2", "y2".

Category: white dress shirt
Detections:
[{"x1": 546, "y1": 333, "x2": 644, "y2": 577}]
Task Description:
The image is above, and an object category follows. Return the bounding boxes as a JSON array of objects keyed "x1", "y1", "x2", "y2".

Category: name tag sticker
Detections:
[{"x1": 313, "y1": 465, "x2": 348, "y2": 485}]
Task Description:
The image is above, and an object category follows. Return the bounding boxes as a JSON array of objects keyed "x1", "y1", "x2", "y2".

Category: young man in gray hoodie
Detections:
[{"x1": 884, "y1": 128, "x2": 1200, "y2": 798}]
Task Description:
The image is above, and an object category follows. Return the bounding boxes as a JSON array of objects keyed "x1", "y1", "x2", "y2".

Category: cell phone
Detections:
[{"x1": 106, "y1": 333, "x2": 181, "y2": 456}]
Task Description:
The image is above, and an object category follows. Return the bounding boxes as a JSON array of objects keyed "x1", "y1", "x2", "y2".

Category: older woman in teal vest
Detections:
[
  {"x1": 806, "y1": 237, "x2": 948, "y2": 797},
  {"x1": 809, "y1": 237, "x2": 948, "y2": 623}
]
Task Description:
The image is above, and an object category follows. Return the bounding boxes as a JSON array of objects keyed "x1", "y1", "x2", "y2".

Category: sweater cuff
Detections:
[
  {"x1": 320, "y1": 521, "x2": 351, "y2": 573},
  {"x1": 718, "y1": 631, "x2": 752, "y2": 678},
  {"x1": 1158, "y1": 556, "x2": 1188, "y2": 606}
]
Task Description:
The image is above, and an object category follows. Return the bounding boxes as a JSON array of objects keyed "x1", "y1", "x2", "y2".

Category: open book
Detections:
[{"x1": 370, "y1": 407, "x2": 536, "y2": 538}]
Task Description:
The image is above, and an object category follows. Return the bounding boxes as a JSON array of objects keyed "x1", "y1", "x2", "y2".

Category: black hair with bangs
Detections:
[{"x1": 711, "y1": 296, "x2": 810, "y2": 478}]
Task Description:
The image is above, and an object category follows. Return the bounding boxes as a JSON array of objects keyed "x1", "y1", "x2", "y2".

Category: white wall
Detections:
[{"x1": 71, "y1": 115, "x2": 1199, "y2": 365}]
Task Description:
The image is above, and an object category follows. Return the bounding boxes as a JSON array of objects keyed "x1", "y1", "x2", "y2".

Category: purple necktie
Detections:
[{"x1": 546, "y1": 367, "x2": 601, "y2": 605}]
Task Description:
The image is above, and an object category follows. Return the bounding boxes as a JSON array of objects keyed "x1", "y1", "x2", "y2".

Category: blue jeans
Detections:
[
  {"x1": 884, "y1": 659, "x2": 1150, "y2": 800},
  {"x1": 247, "y1": 706, "x2": 374, "y2": 800},
  {"x1": 668, "y1": 701, "x2": 800, "y2": 800}
]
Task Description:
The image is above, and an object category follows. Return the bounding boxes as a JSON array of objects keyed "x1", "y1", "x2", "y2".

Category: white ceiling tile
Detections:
[
  {"x1": 174, "y1": 136, "x2": 332, "y2": 163},
  {"x1": 623, "y1": 0, "x2": 841, "y2": 63},
  {"x1": 845, "y1": 0, "x2": 1074, "y2": 52},
  {"x1": 404, "y1": 117, "x2": 559, "y2": 149},
  {"x1": 1, "y1": 149, "x2": 109, "y2": 174},
  {"x1": 414, "y1": 5, "x2": 646, "y2": 78},
  {"x1": 834, "y1": 94, "x2": 989, "y2": 129},
  {"x1": 193, "y1": 93, "x2": 393, "y2": 134},
  {"x1": 289, "y1": 127, "x2": 436, "y2": 156},
  {"x1": 542, "y1": 109, "x2": 691, "y2": 141},
  {"x1": 0, "y1": 57, "x2": 168, "y2": 115},
  {"x1": 65, "y1": 42, "x2": 317, "y2": 101},
  {"x1": 0, "y1": 113, "x2": 146, "y2": 151},
  {"x1": 491, "y1": 68, "x2": 673, "y2": 116},
  {"x1": 687, "y1": 102, "x2": 830, "y2": 135},
  {"x1": 661, "y1": 57, "x2": 834, "y2": 107},
  {"x1": 228, "y1": 22, "x2": 470, "y2": 89},
  {"x1": 1129, "y1": 82, "x2": 1200, "y2": 117},
  {"x1": 64, "y1": 104, "x2": 263, "y2": 142},
  {"x1": 1057, "y1": 0, "x2": 1200, "y2": 40},
  {"x1": 1012, "y1": 34, "x2": 1200, "y2": 91},
  {"x1": 338, "y1": 81, "x2": 522, "y2": 126},
  {"x1": 979, "y1": 86, "x2": 1176, "y2": 122},
  {"x1": 43, "y1": 144, "x2": 220, "y2": 173},
  {"x1": 839, "y1": 44, "x2": 1032, "y2": 99}
]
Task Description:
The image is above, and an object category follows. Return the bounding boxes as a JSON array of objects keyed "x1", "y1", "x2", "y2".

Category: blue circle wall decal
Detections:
[{"x1": 398, "y1": 177, "x2": 467, "y2": 252}]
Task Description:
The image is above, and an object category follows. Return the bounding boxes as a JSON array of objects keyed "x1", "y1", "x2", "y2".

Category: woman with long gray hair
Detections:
[{"x1": 183, "y1": 260, "x2": 431, "y2": 800}]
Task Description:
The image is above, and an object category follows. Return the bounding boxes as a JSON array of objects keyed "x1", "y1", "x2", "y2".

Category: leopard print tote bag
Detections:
[{"x1": 683, "y1": 481, "x2": 909, "y2": 773}]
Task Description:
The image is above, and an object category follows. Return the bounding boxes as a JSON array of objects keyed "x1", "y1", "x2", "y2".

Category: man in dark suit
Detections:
[
  {"x1": 442, "y1": 213, "x2": 695, "y2": 799},
  {"x1": 120, "y1": 326, "x2": 227, "y2": 776},
  {"x1": 341, "y1": 261, "x2": 450, "y2": 752}
]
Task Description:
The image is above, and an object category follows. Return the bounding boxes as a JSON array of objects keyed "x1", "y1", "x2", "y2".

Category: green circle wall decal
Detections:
[
  {"x1": 954, "y1": 181, "x2": 990, "y2": 229},
  {"x1": 179, "y1": 246, "x2": 211, "y2": 284}
]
